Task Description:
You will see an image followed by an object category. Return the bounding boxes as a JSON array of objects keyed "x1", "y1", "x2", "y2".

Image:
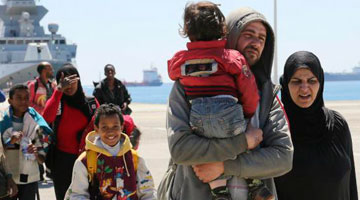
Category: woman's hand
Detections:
[
  {"x1": 192, "y1": 162, "x2": 224, "y2": 183},
  {"x1": 245, "y1": 124, "x2": 263, "y2": 149},
  {"x1": 57, "y1": 73, "x2": 79, "y2": 92}
]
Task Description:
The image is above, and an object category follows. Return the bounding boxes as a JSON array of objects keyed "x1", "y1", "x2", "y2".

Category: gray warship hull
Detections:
[{"x1": 0, "y1": 60, "x2": 67, "y2": 88}]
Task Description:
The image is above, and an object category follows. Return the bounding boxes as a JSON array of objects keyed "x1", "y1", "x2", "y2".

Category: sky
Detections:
[{"x1": 32, "y1": 0, "x2": 360, "y2": 84}]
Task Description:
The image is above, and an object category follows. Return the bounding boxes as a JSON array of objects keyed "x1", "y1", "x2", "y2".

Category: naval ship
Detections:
[{"x1": 0, "y1": 0, "x2": 76, "y2": 89}]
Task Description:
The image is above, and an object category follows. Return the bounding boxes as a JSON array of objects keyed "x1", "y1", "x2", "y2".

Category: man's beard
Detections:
[{"x1": 243, "y1": 46, "x2": 260, "y2": 66}]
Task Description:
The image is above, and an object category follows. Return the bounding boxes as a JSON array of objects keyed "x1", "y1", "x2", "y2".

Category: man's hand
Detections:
[
  {"x1": 10, "y1": 131, "x2": 23, "y2": 144},
  {"x1": 245, "y1": 124, "x2": 263, "y2": 149},
  {"x1": 27, "y1": 144, "x2": 38, "y2": 156},
  {"x1": 27, "y1": 144, "x2": 44, "y2": 164},
  {"x1": 121, "y1": 102, "x2": 128, "y2": 110},
  {"x1": 192, "y1": 162, "x2": 224, "y2": 183},
  {"x1": 7, "y1": 178, "x2": 18, "y2": 197},
  {"x1": 56, "y1": 73, "x2": 79, "y2": 92}
]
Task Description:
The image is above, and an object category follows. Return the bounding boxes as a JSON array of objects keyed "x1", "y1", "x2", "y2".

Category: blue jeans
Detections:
[
  {"x1": 190, "y1": 97, "x2": 247, "y2": 182},
  {"x1": 190, "y1": 97, "x2": 247, "y2": 139}
]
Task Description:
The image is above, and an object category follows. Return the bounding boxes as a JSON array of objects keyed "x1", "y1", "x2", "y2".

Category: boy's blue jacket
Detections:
[
  {"x1": 0, "y1": 107, "x2": 53, "y2": 184},
  {"x1": 0, "y1": 107, "x2": 53, "y2": 147}
]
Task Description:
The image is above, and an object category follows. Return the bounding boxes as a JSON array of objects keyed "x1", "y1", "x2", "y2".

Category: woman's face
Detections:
[
  {"x1": 288, "y1": 68, "x2": 320, "y2": 108},
  {"x1": 63, "y1": 74, "x2": 79, "y2": 96}
]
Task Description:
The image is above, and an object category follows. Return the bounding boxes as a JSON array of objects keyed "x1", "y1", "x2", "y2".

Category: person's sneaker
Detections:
[
  {"x1": 251, "y1": 186, "x2": 275, "y2": 200},
  {"x1": 247, "y1": 179, "x2": 275, "y2": 200},
  {"x1": 211, "y1": 186, "x2": 232, "y2": 200}
]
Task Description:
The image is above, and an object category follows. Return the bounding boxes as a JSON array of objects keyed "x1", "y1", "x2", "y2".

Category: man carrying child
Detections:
[{"x1": 167, "y1": 2, "x2": 272, "y2": 200}]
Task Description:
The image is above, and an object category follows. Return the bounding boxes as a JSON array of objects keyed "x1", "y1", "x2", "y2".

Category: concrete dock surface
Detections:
[{"x1": 14, "y1": 101, "x2": 360, "y2": 198}]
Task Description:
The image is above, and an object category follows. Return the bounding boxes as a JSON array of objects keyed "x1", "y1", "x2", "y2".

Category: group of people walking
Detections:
[
  {"x1": 0, "y1": 1, "x2": 358, "y2": 200},
  {"x1": 0, "y1": 61, "x2": 153, "y2": 200},
  {"x1": 165, "y1": 1, "x2": 357, "y2": 200}
]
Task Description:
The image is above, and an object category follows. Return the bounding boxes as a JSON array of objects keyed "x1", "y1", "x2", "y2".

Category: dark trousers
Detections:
[
  {"x1": 5, "y1": 182, "x2": 38, "y2": 200},
  {"x1": 38, "y1": 164, "x2": 44, "y2": 181},
  {"x1": 52, "y1": 149, "x2": 77, "y2": 200}
]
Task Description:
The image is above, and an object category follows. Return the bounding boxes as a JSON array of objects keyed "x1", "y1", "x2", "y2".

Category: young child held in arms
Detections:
[
  {"x1": 168, "y1": 1, "x2": 274, "y2": 200},
  {"x1": 65, "y1": 103, "x2": 156, "y2": 200},
  {"x1": 1, "y1": 84, "x2": 52, "y2": 200}
]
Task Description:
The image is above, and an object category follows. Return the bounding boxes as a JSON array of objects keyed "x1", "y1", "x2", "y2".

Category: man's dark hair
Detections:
[
  {"x1": 37, "y1": 62, "x2": 51, "y2": 74},
  {"x1": 182, "y1": 1, "x2": 226, "y2": 41},
  {"x1": 104, "y1": 64, "x2": 115, "y2": 73},
  {"x1": 9, "y1": 84, "x2": 28, "y2": 99},
  {"x1": 94, "y1": 103, "x2": 124, "y2": 127}
]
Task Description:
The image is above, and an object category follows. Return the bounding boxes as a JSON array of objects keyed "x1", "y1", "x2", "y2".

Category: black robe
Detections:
[
  {"x1": 275, "y1": 51, "x2": 357, "y2": 200},
  {"x1": 275, "y1": 109, "x2": 357, "y2": 200}
]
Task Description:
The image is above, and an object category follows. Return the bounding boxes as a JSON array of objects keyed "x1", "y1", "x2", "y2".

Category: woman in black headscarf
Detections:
[
  {"x1": 43, "y1": 64, "x2": 98, "y2": 200},
  {"x1": 274, "y1": 51, "x2": 357, "y2": 200}
]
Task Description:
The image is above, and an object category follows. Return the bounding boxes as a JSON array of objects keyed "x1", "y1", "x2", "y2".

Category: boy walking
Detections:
[
  {"x1": 65, "y1": 103, "x2": 155, "y2": 200},
  {"x1": 1, "y1": 84, "x2": 52, "y2": 200}
]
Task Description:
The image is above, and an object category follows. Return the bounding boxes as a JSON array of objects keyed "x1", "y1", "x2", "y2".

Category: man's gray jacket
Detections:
[
  {"x1": 165, "y1": 7, "x2": 293, "y2": 200},
  {"x1": 166, "y1": 80, "x2": 293, "y2": 200}
]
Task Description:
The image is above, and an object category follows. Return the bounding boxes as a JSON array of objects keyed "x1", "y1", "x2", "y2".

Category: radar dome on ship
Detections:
[
  {"x1": 0, "y1": 0, "x2": 78, "y2": 89},
  {"x1": 21, "y1": 12, "x2": 30, "y2": 20},
  {"x1": 48, "y1": 23, "x2": 59, "y2": 34}
]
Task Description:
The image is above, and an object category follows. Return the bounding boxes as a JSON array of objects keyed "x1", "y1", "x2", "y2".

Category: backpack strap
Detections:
[
  {"x1": 86, "y1": 150, "x2": 98, "y2": 183},
  {"x1": 34, "y1": 80, "x2": 39, "y2": 96},
  {"x1": 28, "y1": 79, "x2": 39, "y2": 104},
  {"x1": 86, "y1": 96, "x2": 98, "y2": 119},
  {"x1": 131, "y1": 149, "x2": 139, "y2": 172}
]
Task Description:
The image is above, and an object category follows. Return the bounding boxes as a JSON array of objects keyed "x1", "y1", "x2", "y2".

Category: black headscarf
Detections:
[
  {"x1": 280, "y1": 51, "x2": 334, "y2": 144},
  {"x1": 56, "y1": 64, "x2": 92, "y2": 119}
]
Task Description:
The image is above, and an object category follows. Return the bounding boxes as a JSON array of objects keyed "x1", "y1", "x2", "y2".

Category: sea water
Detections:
[
  {"x1": 323, "y1": 80, "x2": 360, "y2": 101},
  {"x1": 83, "y1": 81, "x2": 360, "y2": 104},
  {"x1": 83, "y1": 83, "x2": 173, "y2": 104}
]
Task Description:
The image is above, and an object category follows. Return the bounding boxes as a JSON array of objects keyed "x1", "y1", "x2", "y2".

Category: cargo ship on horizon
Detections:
[
  {"x1": 324, "y1": 66, "x2": 360, "y2": 81},
  {"x1": 123, "y1": 67, "x2": 163, "y2": 87}
]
